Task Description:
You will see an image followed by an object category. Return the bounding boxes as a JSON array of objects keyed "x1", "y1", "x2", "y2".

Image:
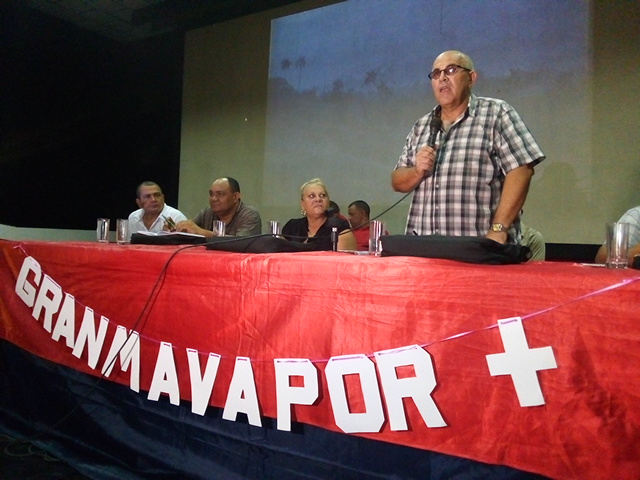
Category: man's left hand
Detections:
[{"x1": 486, "y1": 231, "x2": 508, "y2": 244}]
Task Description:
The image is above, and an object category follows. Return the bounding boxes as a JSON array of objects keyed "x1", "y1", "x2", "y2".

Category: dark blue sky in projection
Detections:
[{"x1": 269, "y1": 0, "x2": 588, "y2": 94}]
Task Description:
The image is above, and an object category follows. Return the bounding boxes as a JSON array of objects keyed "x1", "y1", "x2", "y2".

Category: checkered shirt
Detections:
[{"x1": 395, "y1": 95, "x2": 545, "y2": 242}]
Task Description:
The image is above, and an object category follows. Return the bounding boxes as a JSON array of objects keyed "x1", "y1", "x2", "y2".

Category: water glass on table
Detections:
[
  {"x1": 369, "y1": 220, "x2": 384, "y2": 256},
  {"x1": 605, "y1": 222, "x2": 629, "y2": 269},
  {"x1": 97, "y1": 218, "x2": 110, "y2": 243},
  {"x1": 116, "y1": 219, "x2": 129, "y2": 244},
  {"x1": 214, "y1": 220, "x2": 226, "y2": 237}
]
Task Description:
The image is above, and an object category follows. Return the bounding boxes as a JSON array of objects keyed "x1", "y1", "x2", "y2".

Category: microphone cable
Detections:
[{"x1": 340, "y1": 189, "x2": 414, "y2": 234}]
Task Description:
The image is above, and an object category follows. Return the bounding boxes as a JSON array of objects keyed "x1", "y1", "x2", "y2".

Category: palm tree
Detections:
[
  {"x1": 294, "y1": 56, "x2": 306, "y2": 88},
  {"x1": 281, "y1": 58, "x2": 291, "y2": 82},
  {"x1": 363, "y1": 70, "x2": 378, "y2": 89}
]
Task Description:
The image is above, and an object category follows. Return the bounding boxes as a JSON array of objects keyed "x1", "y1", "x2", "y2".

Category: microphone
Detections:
[
  {"x1": 427, "y1": 114, "x2": 442, "y2": 148},
  {"x1": 331, "y1": 227, "x2": 338, "y2": 252}
]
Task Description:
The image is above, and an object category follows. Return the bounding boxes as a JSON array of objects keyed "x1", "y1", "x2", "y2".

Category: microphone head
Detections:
[
  {"x1": 429, "y1": 115, "x2": 443, "y2": 131},
  {"x1": 427, "y1": 114, "x2": 442, "y2": 148}
]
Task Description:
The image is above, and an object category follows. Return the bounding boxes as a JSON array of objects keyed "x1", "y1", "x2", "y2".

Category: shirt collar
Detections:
[
  {"x1": 431, "y1": 94, "x2": 475, "y2": 121},
  {"x1": 467, "y1": 94, "x2": 477, "y2": 117}
]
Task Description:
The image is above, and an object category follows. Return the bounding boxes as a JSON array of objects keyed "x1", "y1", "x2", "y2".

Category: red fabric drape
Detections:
[{"x1": 1, "y1": 239, "x2": 639, "y2": 480}]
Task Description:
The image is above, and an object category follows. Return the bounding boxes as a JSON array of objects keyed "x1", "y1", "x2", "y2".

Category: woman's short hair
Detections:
[{"x1": 299, "y1": 178, "x2": 329, "y2": 199}]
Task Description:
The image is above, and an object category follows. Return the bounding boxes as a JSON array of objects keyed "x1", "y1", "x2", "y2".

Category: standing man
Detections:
[
  {"x1": 392, "y1": 50, "x2": 545, "y2": 244},
  {"x1": 128, "y1": 181, "x2": 187, "y2": 238},
  {"x1": 176, "y1": 177, "x2": 262, "y2": 237}
]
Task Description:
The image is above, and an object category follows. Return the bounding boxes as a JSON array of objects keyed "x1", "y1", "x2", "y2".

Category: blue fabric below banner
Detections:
[{"x1": 0, "y1": 340, "x2": 548, "y2": 480}]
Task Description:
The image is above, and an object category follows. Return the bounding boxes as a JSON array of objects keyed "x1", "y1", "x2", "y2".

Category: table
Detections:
[{"x1": 1, "y1": 239, "x2": 639, "y2": 479}]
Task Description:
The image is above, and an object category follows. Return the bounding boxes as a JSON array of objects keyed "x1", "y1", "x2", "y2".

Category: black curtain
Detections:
[{"x1": 0, "y1": 1, "x2": 183, "y2": 230}]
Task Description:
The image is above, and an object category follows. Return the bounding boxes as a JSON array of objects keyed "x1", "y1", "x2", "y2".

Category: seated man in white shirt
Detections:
[{"x1": 128, "y1": 181, "x2": 187, "y2": 239}]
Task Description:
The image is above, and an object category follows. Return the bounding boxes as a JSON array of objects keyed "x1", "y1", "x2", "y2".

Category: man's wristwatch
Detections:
[{"x1": 491, "y1": 223, "x2": 508, "y2": 233}]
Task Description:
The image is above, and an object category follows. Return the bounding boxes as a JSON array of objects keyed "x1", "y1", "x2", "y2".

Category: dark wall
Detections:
[{"x1": 0, "y1": 1, "x2": 184, "y2": 229}]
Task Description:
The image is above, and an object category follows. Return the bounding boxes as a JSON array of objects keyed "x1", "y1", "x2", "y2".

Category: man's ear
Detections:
[
  {"x1": 469, "y1": 70, "x2": 478, "y2": 87},
  {"x1": 136, "y1": 198, "x2": 143, "y2": 209}
]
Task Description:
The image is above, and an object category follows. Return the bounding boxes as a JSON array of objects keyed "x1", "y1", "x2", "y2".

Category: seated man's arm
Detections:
[
  {"x1": 597, "y1": 241, "x2": 640, "y2": 264},
  {"x1": 629, "y1": 242, "x2": 640, "y2": 264},
  {"x1": 161, "y1": 209, "x2": 189, "y2": 232},
  {"x1": 595, "y1": 211, "x2": 640, "y2": 263},
  {"x1": 175, "y1": 220, "x2": 214, "y2": 238},
  {"x1": 175, "y1": 210, "x2": 215, "y2": 238},
  {"x1": 338, "y1": 230, "x2": 358, "y2": 251},
  {"x1": 595, "y1": 244, "x2": 607, "y2": 263}
]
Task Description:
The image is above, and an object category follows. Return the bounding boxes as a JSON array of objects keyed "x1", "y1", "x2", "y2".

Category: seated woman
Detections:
[{"x1": 283, "y1": 178, "x2": 357, "y2": 251}]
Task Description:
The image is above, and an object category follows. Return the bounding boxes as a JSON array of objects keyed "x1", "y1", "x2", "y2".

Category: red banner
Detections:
[{"x1": 1, "y1": 239, "x2": 639, "y2": 479}]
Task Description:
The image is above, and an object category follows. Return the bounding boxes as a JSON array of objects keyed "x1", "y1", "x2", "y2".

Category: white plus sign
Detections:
[{"x1": 486, "y1": 317, "x2": 557, "y2": 407}]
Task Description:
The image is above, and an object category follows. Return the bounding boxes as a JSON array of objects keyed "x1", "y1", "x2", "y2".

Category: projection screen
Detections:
[{"x1": 180, "y1": 1, "x2": 639, "y2": 244}]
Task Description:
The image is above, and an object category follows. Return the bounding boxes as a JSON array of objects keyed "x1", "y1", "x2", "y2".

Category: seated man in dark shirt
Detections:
[{"x1": 175, "y1": 177, "x2": 262, "y2": 237}]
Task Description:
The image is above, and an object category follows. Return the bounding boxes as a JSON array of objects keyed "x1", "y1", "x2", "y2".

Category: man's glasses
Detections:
[{"x1": 428, "y1": 64, "x2": 471, "y2": 80}]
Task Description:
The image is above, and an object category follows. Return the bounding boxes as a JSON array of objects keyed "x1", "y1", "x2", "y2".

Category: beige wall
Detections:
[
  {"x1": 179, "y1": 0, "x2": 639, "y2": 244},
  {"x1": 591, "y1": 0, "x2": 640, "y2": 232},
  {"x1": 180, "y1": 1, "x2": 341, "y2": 225}
]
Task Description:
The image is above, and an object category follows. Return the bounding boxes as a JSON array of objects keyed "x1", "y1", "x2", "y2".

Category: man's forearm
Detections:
[
  {"x1": 391, "y1": 166, "x2": 423, "y2": 193},
  {"x1": 491, "y1": 165, "x2": 534, "y2": 227}
]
